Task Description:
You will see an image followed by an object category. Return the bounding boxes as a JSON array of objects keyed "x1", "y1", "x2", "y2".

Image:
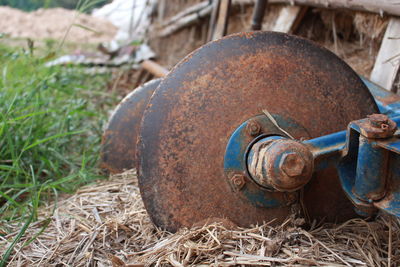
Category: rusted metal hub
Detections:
[
  {"x1": 137, "y1": 31, "x2": 378, "y2": 232},
  {"x1": 224, "y1": 116, "x2": 309, "y2": 209},
  {"x1": 247, "y1": 137, "x2": 314, "y2": 192}
]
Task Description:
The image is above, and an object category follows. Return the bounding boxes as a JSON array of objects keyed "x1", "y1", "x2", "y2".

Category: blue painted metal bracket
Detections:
[
  {"x1": 305, "y1": 115, "x2": 400, "y2": 217},
  {"x1": 302, "y1": 78, "x2": 400, "y2": 218}
]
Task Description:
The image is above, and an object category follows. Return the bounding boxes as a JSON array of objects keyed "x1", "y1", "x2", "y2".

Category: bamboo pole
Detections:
[
  {"x1": 142, "y1": 60, "x2": 169, "y2": 78},
  {"x1": 158, "y1": 5, "x2": 213, "y2": 37},
  {"x1": 160, "y1": 1, "x2": 210, "y2": 28}
]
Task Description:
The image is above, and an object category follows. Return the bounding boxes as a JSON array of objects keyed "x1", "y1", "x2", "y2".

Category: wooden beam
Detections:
[
  {"x1": 157, "y1": 0, "x2": 167, "y2": 23},
  {"x1": 212, "y1": 0, "x2": 232, "y2": 40},
  {"x1": 207, "y1": 0, "x2": 220, "y2": 41},
  {"x1": 370, "y1": 18, "x2": 400, "y2": 91},
  {"x1": 233, "y1": 0, "x2": 400, "y2": 17},
  {"x1": 258, "y1": 4, "x2": 307, "y2": 33},
  {"x1": 158, "y1": 5, "x2": 213, "y2": 37},
  {"x1": 160, "y1": 1, "x2": 210, "y2": 28},
  {"x1": 271, "y1": 5, "x2": 307, "y2": 33}
]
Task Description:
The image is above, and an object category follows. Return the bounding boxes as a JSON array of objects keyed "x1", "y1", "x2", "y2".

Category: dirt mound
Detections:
[{"x1": 0, "y1": 6, "x2": 117, "y2": 43}]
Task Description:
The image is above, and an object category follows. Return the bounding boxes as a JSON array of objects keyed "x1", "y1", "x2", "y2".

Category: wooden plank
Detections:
[
  {"x1": 271, "y1": 5, "x2": 306, "y2": 33},
  {"x1": 258, "y1": 5, "x2": 306, "y2": 33},
  {"x1": 370, "y1": 18, "x2": 400, "y2": 91},
  {"x1": 208, "y1": 0, "x2": 220, "y2": 41},
  {"x1": 212, "y1": 0, "x2": 232, "y2": 40},
  {"x1": 157, "y1": 0, "x2": 166, "y2": 23},
  {"x1": 232, "y1": 0, "x2": 400, "y2": 17}
]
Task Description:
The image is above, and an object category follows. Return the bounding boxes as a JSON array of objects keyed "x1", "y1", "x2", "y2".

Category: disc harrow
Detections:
[{"x1": 101, "y1": 31, "x2": 400, "y2": 232}]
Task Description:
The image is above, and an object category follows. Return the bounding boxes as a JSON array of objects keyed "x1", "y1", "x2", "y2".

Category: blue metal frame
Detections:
[{"x1": 361, "y1": 77, "x2": 400, "y2": 116}]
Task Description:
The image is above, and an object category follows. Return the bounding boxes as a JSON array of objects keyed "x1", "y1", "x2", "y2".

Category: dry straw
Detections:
[{"x1": 1, "y1": 169, "x2": 399, "y2": 266}]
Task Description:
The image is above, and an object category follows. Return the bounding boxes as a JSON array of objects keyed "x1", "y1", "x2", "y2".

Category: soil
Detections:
[{"x1": 0, "y1": 6, "x2": 117, "y2": 43}]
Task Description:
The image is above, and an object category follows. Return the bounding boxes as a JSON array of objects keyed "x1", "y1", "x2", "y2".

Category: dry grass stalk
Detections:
[
  {"x1": 354, "y1": 12, "x2": 388, "y2": 41},
  {"x1": 1, "y1": 169, "x2": 399, "y2": 266}
]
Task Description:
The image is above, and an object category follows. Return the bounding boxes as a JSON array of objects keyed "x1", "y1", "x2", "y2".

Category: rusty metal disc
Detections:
[
  {"x1": 101, "y1": 79, "x2": 161, "y2": 174},
  {"x1": 137, "y1": 32, "x2": 378, "y2": 232}
]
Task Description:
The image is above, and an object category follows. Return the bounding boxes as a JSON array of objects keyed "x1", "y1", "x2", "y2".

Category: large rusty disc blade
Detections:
[
  {"x1": 101, "y1": 79, "x2": 161, "y2": 174},
  {"x1": 138, "y1": 32, "x2": 378, "y2": 232}
]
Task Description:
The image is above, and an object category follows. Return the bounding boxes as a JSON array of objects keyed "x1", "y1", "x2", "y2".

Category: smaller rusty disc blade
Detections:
[{"x1": 101, "y1": 79, "x2": 161, "y2": 174}]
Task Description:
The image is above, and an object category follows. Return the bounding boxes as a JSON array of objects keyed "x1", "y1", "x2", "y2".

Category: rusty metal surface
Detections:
[
  {"x1": 101, "y1": 79, "x2": 161, "y2": 174},
  {"x1": 353, "y1": 114, "x2": 397, "y2": 139},
  {"x1": 137, "y1": 31, "x2": 378, "y2": 232},
  {"x1": 247, "y1": 138, "x2": 314, "y2": 192}
]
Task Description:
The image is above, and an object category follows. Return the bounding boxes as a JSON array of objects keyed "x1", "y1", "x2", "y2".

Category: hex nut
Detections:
[
  {"x1": 279, "y1": 152, "x2": 306, "y2": 177},
  {"x1": 284, "y1": 192, "x2": 298, "y2": 205},
  {"x1": 246, "y1": 120, "x2": 261, "y2": 136},
  {"x1": 356, "y1": 114, "x2": 397, "y2": 139},
  {"x1": 368, "y1": 114, "x2": 388, "y2": 128},
  {"x1": 231, "y1": 174, "x2": 246, "y2": 190}
]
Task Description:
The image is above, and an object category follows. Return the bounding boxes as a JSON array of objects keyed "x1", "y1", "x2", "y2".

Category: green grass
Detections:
[
  {"x1": 0, "y1": 0, "x2": 110, "y2": 12},
  {"x1": 0, "y1": 41, "x2": 117, "y2": 264}
]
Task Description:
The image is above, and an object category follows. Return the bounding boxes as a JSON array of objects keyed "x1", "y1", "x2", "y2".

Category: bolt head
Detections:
[
  {"x1": 279, "y1": 152, "x2": 306, "y2": 177},
  {"x1": 246, "y1": 120, "x2": 261, "y2": 136},
  {"x1": 357, "y1": 115, "x2": 397, "y2": 138},
  {"x1": 368, "y1": 114, "x2": 389, "y2": 128},
  {"x1": 231, "y1": 174, "x2": 246, "y2": 190}
]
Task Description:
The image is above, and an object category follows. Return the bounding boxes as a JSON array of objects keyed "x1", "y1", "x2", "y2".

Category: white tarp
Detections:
[{"x1": 92, "y1": 0, "x2": 156, "y2": 43}]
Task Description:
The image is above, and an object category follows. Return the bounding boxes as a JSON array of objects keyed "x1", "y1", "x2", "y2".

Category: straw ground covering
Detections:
[{"x1": 1, "y1": 169, "x2": 399, "y2": 266}]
